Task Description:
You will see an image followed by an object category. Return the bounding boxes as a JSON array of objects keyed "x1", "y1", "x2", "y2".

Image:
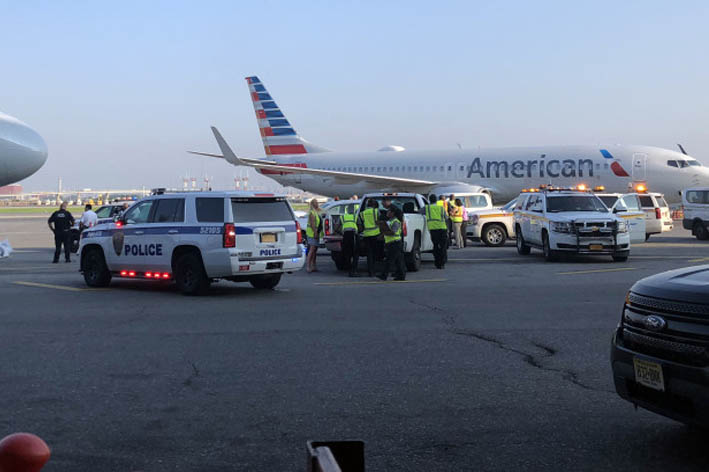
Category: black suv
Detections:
[{"x1": 611, "y1": 265, "x2": 709, "y2": 426}]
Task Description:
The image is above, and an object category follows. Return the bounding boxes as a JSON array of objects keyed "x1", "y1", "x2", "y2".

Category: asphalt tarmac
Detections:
[{"x1": 1, "y1": 217, "x2": 709, "y2": 471}]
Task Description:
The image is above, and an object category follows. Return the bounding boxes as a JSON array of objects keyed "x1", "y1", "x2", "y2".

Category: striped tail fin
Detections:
[{"x1": 246, "y1": 76, "x2": 330, "y2": 156}]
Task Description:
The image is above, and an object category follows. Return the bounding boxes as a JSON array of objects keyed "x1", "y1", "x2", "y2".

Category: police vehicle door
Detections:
[
  {"x1": 522, "y1": 195, "x2": 541, "y2": 244},
  {"x1": 112, "y1": 199, "x2": 156, "y2": 273},
  {"x1": 617, "y1": 194, "x2": 646, "y2": 244},
  {"x1": 147, "y1": 198, "x2": 185, "y2": 273},
  {"x1": 528, "y1": 195, "x2": 545, "y2": 244}
]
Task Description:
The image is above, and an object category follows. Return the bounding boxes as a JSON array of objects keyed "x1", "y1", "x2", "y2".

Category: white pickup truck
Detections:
[{"x1": 326, "y1": 192, "x2": 433, "y2": 272}]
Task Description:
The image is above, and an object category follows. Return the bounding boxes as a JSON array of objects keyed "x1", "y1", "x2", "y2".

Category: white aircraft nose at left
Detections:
[{"x1": 0, "y1": 111, "x2": 48, "y2": 186}]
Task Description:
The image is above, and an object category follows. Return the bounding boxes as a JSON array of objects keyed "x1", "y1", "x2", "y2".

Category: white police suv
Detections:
[
  {"x1": 513, "y1": 186, "x2": 631, "y2": 262},
  {"x1": 78, "y1": 191, "x2": 305, "y2": 294}
]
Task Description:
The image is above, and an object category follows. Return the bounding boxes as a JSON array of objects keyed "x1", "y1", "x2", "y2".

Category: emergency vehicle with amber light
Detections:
[
  {"x1": 513, "y1": 185, "x2": 631, "y2": 262},
  {"x1": 78, "y1": 191, "x2": 305, "y2": 295}
]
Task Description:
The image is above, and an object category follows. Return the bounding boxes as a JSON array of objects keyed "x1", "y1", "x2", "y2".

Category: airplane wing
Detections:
[{"x1": 191, "y1": 127, "x2": 437, "y2": 188}]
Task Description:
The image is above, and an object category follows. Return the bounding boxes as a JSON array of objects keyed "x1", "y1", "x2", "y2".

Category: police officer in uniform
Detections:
[
  {"x1": 377, "y1": 208, "x2": 405, "y2": 281},
  {"x1": 341, "y1": 203, "x2": 360, "y2": 277},
  {"x1": 48, "y1": 202, "x2": 75, "y2": 263},
  {"x1": 426, "y1": 194, "x2": 448, "y2": 269},
  {"x1": 358, "y1": 199, "x2": 381, "y2": 276}
]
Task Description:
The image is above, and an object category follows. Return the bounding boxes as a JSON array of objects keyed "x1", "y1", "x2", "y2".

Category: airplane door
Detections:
[{"x1": 632, "y1": 153, "x2": 647, "y2": 181}]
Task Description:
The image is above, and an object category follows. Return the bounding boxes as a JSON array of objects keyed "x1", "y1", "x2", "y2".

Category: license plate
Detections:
[
  {"x1": 260, "y1": 233, "x2": 276, "y2": 243},
  {"x1": 633, "y1": 357, "x2": 665, "y2": 391},
  {"x1": 589, "y1": 244, "x2": 603, "y2": 251}
]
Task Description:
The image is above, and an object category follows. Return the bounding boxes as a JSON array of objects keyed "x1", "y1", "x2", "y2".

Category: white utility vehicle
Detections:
[
  {"x1": 682, "y1": 187, "x2": 709, "y2": 240},
  {"x1": 467, "y1": 198, "x2": 517, "y2": 247},
  {"x1": 637, "y1": 192, "x2": 673, "y2": 239},
  {"x1": 78, "y1": 191, "x2": 305, "y2": 294},
  {"x1": 513, "y1": 187, "x2": 631, "y2": 262}
]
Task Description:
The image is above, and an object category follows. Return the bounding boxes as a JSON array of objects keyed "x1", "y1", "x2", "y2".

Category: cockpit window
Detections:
[
  {"x1": 688, "y1": 160, "x2": 702, "y2": 167},
  {"x1": 667, "y1": 160, "x2": 678, "y2": 168},
  {"x1": 678, "y1": 160, "x2": 690, "y2": 168}
]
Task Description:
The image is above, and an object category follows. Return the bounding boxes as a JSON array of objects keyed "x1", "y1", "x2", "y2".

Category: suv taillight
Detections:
[
  {"x1": 655, "y1": 208, "x2": 661, "y2": 219},
  {"x1": 295, "y1": 221, "x2": 303, "y2": 244},
  {"x1": 324, "y1": 218, "x2": 331, "y2": 236},
  {"x1": 402, "y1": 220, "x2": 408, "y2": 237},
  {"x1": 224, "y1": 223, "x2": 236, "y2": 248}
]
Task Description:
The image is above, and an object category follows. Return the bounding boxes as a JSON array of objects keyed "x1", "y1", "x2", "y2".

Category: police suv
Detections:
[
  {"x1": 513, "y1": 186, "x2": 631, "y2": 262},
  {"x1": 78, "y1": 191, "x2": 305, "y2": 294}
]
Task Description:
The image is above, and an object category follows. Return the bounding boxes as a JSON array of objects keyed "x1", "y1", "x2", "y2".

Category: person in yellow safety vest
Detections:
[
  {"x1": 357, "y1": 199, "x2": 381, "y2": 277},
  {"x1": 377, "y1": 208, "x2": 406, "y2": 281},
  {"x1": 426, "y1": 193, "x2": 449, "y2": 269},
  {"x1": 438, "y1": 195, "x2": 452, "y2": 245},
  {"x1": 306, "y1": 198, "x2": 322, "y2": 273},
  {"x1": 341, "y1": 203, "x2": 360, "y2": 277},
  {"x1": 451, "y1": 198, "x2": 465, "y2": 249}
]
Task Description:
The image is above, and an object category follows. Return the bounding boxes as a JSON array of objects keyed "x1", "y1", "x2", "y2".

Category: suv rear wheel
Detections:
[
  {"x1": 250, "y1": 274, "x2": 282, "y2": 290},
  {"x1": 82, "y1": 247, "x2": 112, "y2": 287},
  {"x1": 482, "y1": 223, "x2": 506, "y2": 247},
  {"x1": 174, "y1": 253, "x2": 210, "y2": 295},
  {"x1": 405, "y1": 236, "x2": 421, "y2": 272},
  {"x1": 516, "y1": 226, "x2": 530, "y2": 255}
]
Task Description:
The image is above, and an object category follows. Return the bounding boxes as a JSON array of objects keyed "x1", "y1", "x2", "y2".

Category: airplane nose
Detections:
[{"x1": 0, "y1": 114, "x2": 48, "y2": 184}]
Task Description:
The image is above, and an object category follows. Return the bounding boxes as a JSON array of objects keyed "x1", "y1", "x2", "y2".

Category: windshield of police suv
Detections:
[
  {"x1": 547, "y1": 196, "x2": 608, "y2": 213},
  {"x1": 231, "y1": 198, "x2": 294, "y2": 223},
  {"x1": 362, "y1": 196, "x2": 420, "y2": 214},
  {"x1": 597, "y1": 196, "x2": 619, "y2": 208},
  {"x1": 501, "y1": 198, "x2": 517, "y2": 211}
]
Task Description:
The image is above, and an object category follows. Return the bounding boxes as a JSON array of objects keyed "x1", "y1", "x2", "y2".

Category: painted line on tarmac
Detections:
[
  {"x1": 688, "y1": 257, "x2": 709, "y2": 263},
  {"x1": 314, "y1": 278, "x2": 447, "y2": 286},
  {"x1": 12, "y1": 281, "x2": 105, "y2": 292},
  {"x1": 0, "y1": 266, "x2": 72, "y2": 272},
  {"x1": 445, "y1": 258, "x2": 520, "y2": 262},
  {"x1": 556, "y1": 267, "x2": 636, "y2": 276}
]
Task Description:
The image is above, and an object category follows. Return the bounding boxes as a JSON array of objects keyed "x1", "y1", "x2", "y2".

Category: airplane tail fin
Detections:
[{"x1": 245, "y1": 76, "x2": 330, "y2": 156}]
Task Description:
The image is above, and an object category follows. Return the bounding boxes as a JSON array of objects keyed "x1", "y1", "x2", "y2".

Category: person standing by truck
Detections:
[
  {"x1": 341, "y1": 203, "x2": 360, "y2": 277},
  {"x1": 426, "y1": 194, "x2": 448, "y2": 269},
  {"x1": 306, "y1": 198, "x2": 321, "y2": 273},
  {"x1": 377, "y1": 208, "x2": 405, "y2": 281},
  {"x1": 358, "y1": 199, "x2": 381, "y2": 276},
  {"x1": 48, "y1": 202, "x2": 75, "y2": 263},
  {"x1": 451, "y1": 198, "x2": 465, "y2": 249}
]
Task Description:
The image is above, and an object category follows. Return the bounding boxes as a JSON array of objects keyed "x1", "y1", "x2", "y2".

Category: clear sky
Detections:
[{"x1": 3, "y1": 0, "x2": 708, "y2": 192}]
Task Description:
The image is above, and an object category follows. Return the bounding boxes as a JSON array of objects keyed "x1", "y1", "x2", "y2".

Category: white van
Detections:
[{"x1": 682, "y1": 187, "x2": 709, "y2": 240}]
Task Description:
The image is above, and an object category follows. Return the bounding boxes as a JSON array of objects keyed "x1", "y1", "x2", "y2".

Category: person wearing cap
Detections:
[{"x1": 376, "y1": 207, "x2": 405, "y2": 281}]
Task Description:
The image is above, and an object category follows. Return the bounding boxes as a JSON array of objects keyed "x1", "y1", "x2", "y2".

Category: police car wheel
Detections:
[
  {"x1": 250, "y1": 274, "x2": 282, "y2": 290},
  {"x1": 516, "y1": 227, "x2": 530, "y2": 255},
  {"x1": 83, "y1": 248, "x2": 111, "y2": 287},
  {"x1": 482, "y1": 224, "x2": 506, "y2": 247},
  {"x1": 175, "y1": 253, "x2": 210, "y2": 295}
]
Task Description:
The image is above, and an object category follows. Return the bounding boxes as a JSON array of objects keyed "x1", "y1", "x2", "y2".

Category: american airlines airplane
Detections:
[
  {"x1": 192, "y1": 76, "x2": 709, "y2": 204},
  {"x1": 0, "y1": 111, "x2": 48, "y2": 186}
]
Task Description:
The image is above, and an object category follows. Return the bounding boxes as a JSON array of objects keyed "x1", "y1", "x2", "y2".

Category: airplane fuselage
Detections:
[
  {"x1": 0, "y1": 112, "x2": 48, "y2": 187},
  {"x1": 259, "y1": 144, "x2": 709, "y2": 204}
]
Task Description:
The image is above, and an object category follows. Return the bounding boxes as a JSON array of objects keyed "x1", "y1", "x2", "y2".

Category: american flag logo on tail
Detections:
[{"x1": 246, "y1": 76, "x2": 330, "y2": 156}]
